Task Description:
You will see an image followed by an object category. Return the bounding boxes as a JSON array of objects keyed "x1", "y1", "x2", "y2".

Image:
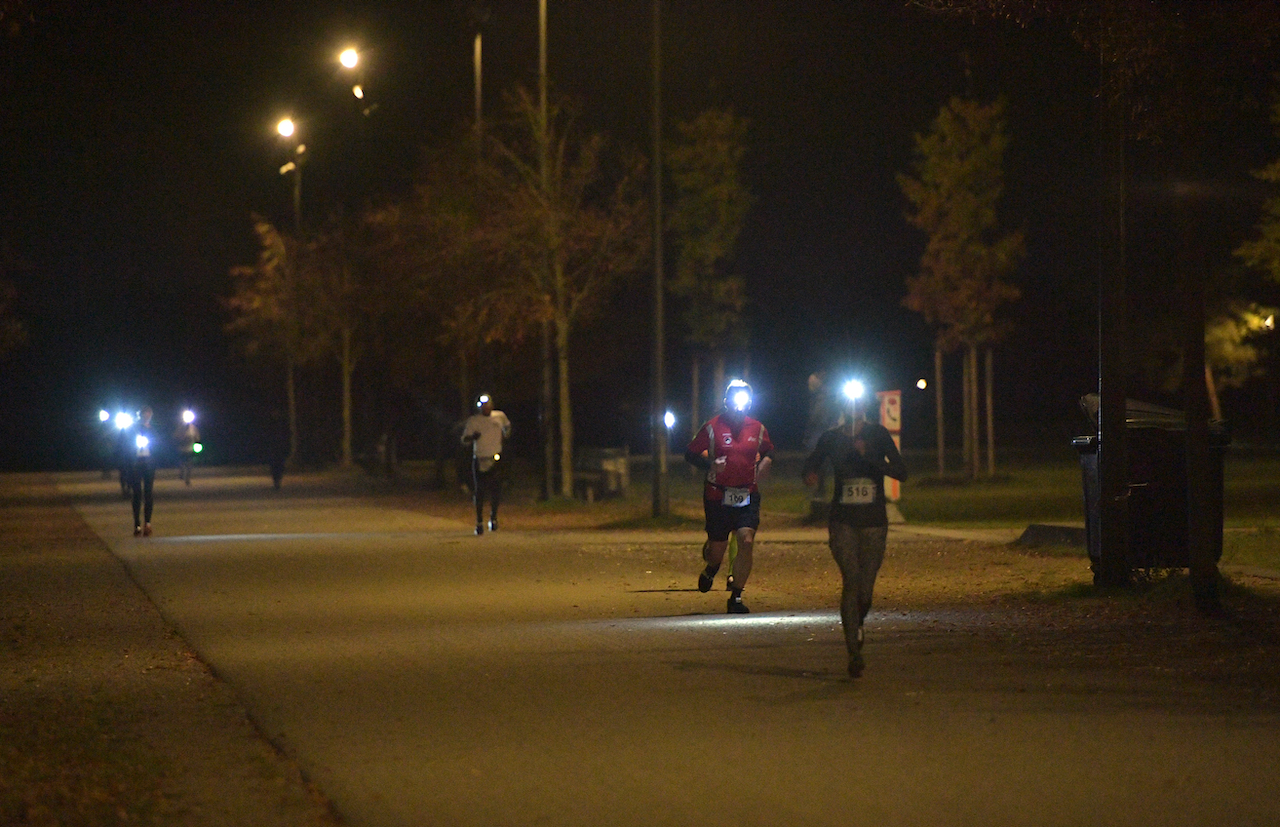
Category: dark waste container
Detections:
[{"x1": 1073, "y1": 396, "x2": 1229, "y2": 574}]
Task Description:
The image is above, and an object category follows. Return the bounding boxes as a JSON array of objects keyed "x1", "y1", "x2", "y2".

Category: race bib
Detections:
[
  {"x1": 840, "y1": 478, "x2": 876, "y2": 505},
  {"x1": 723, "y1": 487, "x2": 750, "y2": 508}
]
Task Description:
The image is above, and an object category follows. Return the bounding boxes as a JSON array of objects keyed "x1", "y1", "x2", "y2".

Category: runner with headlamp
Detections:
[
  {"x1": 128, "y1": 406, "x2": 159, "y2": 537},
  {"x1": 462, "y1": 393, "x2": 511, "y2": 536},
  {"x1": 803, "y1": 379, "x2": 908, "y2": 678},
  {"x1": 685, "y1": 379, "x2": 774, "y2": 614}
]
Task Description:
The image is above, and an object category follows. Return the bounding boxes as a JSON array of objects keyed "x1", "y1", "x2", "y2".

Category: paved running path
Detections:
[{"x1": 63, "y1": 472, "x2": 1280, "y2": 827}]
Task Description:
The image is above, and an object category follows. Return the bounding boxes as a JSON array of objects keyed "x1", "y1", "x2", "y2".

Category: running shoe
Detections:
[
  {"x1": 142, "y1": 523, "x2": 152, "y2": 537},
  {"x1": 848, "y1": 650, "x2": 865, "y2": 679},
  {"x1": 475, "y1": 524, "x2": 484, "y2": 536},
  {"x1": 133, "y1": 525, "x2": 142, "y2": 537},
  {"x1": 725, "y1": 574, "x2": 735, "y2": 592},
  {"x1": 698, "y1": 569, "x2": 715, "y2": 593},
  {"x1": 727, "y1": 595, "x2": 750, "y2": 614},
  {"x1": 488, "y1": 519, "x2": 498, "y2": 532}
]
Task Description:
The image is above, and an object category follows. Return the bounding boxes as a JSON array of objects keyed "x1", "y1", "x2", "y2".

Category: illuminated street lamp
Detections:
[
  {"x1": 276, "y1": 117, "x2": 305, "y2": 234},
  {"x1": 337, "y1": 46, "x2": 376, "y2": 115}
]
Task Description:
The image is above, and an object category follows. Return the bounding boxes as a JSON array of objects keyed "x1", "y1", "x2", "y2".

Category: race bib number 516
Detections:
[{"x1": 840, "y1": 479, "x2": 875, "y2": 505}]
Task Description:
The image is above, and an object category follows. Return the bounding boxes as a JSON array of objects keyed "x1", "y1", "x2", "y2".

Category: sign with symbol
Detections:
[{"x1": 876, "y1": 390, "x2": 902, "y2": 502}]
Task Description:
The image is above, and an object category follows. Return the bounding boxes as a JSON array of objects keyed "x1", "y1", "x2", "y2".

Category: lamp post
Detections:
[
  {"x1": 650, "y1": 0, "x2": 669, "y2": 516},
  {"x1": 337, "y1": 47, "x2": 376, "y2": 116},
  {"x1": 274, "y1": 117, "x2": 305, "y2": 464},
  {"x1": 276, "y1": 117, "x2": 305, "y2": 235}
]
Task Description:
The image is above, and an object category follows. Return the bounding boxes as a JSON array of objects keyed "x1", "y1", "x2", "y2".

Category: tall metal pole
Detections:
[
  {"x1": 651, "y1": 0, "x2": 669, "y2": 516},
  {"x1": 474, "y1": 31, "x2": 483, "y2": 146},
  {"x1": 538, "y1": 0, "x2": 556, "y2": 499}
]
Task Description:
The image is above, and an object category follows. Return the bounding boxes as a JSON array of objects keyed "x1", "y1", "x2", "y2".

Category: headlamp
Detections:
[
  {"x1": 725, "y1": 380, "x2": 753, "y2": 413},
  {"x1": 98, "y1": 409, "x2": 110, "y2": 423},
  {"x1": 182, "y1": 409, "x2": 196, "y2": 424},
  {"x1": 115, "y1": 412, "x2": 134, "y2": 430},
  {"x1": 842, "y1": 379, "x2": 865, "y2": 402},
  {"x1": 477, "y1": 394, "x2": 491, "y2": 408}
]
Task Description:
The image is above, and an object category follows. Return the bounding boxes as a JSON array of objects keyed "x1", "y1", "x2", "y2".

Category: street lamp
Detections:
[
  {"x1": 276, "y1": 117, "x2": 305, "y2": 235},
  {"x1": 337, "y1": 47, "x2": 376, "y2": 116}
]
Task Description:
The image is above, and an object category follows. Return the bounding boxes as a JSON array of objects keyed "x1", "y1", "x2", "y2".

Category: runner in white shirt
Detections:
[{"x1": 461, "y1": 393, "x2": 512, "y2": 535}]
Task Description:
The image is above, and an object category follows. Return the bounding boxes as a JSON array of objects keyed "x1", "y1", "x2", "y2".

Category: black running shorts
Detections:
[{"x1": 703, "y1": 494, "x2": 761, "y2": 541}]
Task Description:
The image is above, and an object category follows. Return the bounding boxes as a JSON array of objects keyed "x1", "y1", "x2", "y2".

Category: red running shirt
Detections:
[{"x1": 686, "y1": 414, "x2": 774, "y2": 501}]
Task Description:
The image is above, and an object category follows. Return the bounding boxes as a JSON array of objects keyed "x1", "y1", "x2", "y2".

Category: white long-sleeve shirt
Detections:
[{"x1": 462, "y1": 410, "x2": 511, "y2": 464}]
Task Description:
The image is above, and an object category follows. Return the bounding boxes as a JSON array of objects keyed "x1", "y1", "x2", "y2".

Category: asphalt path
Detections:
[{"x1": 65, "y1": 472, "x2": 1280, "y2": 827}]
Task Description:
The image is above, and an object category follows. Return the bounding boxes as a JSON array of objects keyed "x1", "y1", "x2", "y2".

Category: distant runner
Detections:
[
  {"x1": 462, "y1": 393, "x2": 511, "y2": 536},
  {"x1": 685, "y1": 380, "x2": 774, "y2": 614}
]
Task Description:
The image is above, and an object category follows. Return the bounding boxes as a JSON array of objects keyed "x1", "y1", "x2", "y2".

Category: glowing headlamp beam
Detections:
[{"x1": 842, "y1": 379, "x2": 865, "y2": 401}]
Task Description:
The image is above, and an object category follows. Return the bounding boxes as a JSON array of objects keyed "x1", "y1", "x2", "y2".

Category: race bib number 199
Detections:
[
  {"x1": 723, "y1": 488, "x2": 750, "y2": 508},
  {"x1": 840, "y1": 479, "x2": 875, "y2": 505}
]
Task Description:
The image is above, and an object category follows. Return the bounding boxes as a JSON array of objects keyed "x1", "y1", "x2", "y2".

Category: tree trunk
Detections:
[
  {"x1": 962, "y1": 344, "x2": 975, "y2": 479},
  {"x1": 555, "y1": 313, "x2": 574, "y2": 499},
  {"x1": 985, "y1": 348, "x2": 995, "y2": 476},
  {"x1": 286, "y1": 355, "x2": 298, "y2": 466},
  {"x1": 712, "y1": 355, "x2": 726, "y2": 412},
  {"x1": 969, "y1": 345, "x2": 982, "y2": 479},
  {"x1": 934, "y1": 344, "x2": 945, "y2": 475},
  {"x1": 553, "y1": 253, "x2": 575, "y2": 499},
  {"x1": 540, "y1": 319, "x2": 555, "y2": 500},
  {"x1": 1203, "y1": 363, "x2": 1222, "y2": 422},
  {"x1": 1180, "y1": 194, "x2": 1219, "y2": 613},
  {"x1": 690, "y1": 354, "x2": 700, "y2": 435},
  {"x1": 340, "y1": 324, "x2": 353, "y2": 468},
  {"x1": 1095, "y1": 6, "x2": 1132, "y2": 587},
  {"x1": 458, "y1": 348, "x2": 471, "y2": 418}
]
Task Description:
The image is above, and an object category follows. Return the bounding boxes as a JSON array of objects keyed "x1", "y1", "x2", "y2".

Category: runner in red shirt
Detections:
[{"x1": 684, "y1": 380, "x2": 774, "y2": 613}]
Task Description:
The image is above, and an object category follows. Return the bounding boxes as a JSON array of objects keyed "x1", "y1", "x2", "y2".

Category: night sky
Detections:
[{"x1": 2, "y1": 1, "x2": 1278, "y2": 471}]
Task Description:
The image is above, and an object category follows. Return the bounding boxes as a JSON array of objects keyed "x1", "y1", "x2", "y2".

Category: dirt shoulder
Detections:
[{"x1": 0, "y1": 475, "x2": 341, "y2": 827}]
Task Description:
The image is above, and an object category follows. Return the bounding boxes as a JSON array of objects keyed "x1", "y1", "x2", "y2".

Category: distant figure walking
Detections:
[
  {"x1": 267, "y1": 408, "x2": 289, "y2": 490},
  {"x1": 461, "y1": 394, "x2": 511, "y2": 535},
  {"x1": 173, "y1": 409, "x2": 200, "y2": 485},
  {"x1": 128, "y1": 406, "x2": 159, "y2": 536}
]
